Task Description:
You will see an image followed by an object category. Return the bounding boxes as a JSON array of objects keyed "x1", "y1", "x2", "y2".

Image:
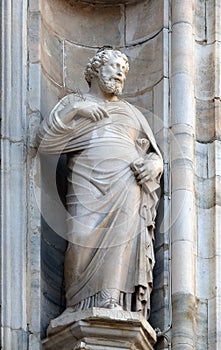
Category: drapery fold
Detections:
[{"x1": 38, "y1": 93, "x2": 163, "y2": 317}]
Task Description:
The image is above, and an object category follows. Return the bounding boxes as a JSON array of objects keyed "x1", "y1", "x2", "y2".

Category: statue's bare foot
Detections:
[
  {"x1": 100, "y1": 298, "x2": 123, "y2": 310},
  {"x1": 106, "y1": 302, "x2": 123, "y2": 310}
]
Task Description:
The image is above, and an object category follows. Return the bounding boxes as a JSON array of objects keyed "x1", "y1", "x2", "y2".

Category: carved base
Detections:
[{"x1": 42, "y1": 308, "x2": 156, "y2": 350}]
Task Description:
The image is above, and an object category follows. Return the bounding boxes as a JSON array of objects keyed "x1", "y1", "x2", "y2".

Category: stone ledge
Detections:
[{"x1": 42, "y1": 308, "x2": 156, "y2": 350}]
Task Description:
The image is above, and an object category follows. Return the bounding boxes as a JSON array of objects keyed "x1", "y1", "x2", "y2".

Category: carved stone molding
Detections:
[{"x1": 42, "y1": 308, "x2": 156, "y2": 350}]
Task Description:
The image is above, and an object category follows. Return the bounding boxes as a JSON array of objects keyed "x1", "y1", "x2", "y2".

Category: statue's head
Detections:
[{"x1": 84, "y1": 47, "x2": 129, "y2": 96}]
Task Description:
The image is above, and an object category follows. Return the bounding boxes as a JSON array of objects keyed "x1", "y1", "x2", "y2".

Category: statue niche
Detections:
[{"x1": 38, "y1": 48, "x2": 163, "y2": 328}]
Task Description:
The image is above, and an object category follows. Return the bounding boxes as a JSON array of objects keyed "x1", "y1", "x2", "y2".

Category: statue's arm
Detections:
[
  {"x1": 36, "y1": 95, "x2": 77, "y2": 153},
  {"x1": 39, "y1": 93, "x2": 110, "y2": 133},
  {"x1": 132, "y1": 152, "x2": 163, "y2": 187},
  {"x1": 56, "y1": 95, "x2": 110, "y2": 126},
  {"x1": 144, "y1": 152, "x2": 163, "y2": 183},
  {"x1": 37, "y1": 94, "x2": 110, "y2": 153},
  {"x1": 128, "y1": 104, "x2": 163, "y2": 187}
]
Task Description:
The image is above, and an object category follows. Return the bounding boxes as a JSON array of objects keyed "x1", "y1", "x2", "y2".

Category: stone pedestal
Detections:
[{"x1": 42, "y1": 308, "x2": 156, "y2": 350}]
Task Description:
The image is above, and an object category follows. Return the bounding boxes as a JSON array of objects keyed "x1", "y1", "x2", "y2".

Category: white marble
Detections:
[
  {"x1": 1, "y1": 0, "x2": 221, "y2": 349},
  {"x1": 43, "y1": 308, "x2": 156, "y2": 350},
  {"x1": 1, "y1": 0, "x2": 29, "y2": 349}
]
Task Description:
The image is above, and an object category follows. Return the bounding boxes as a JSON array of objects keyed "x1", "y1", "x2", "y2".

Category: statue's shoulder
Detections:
[
  {"x1": 122, "y1": 99, "x2": 142, "y2": 113},
  {"x1": 122, "y1": 99, "x2": 148, "y2": 119},
  {"x1": 59, "y1": 91, "x2": 87, "y2": 106}
]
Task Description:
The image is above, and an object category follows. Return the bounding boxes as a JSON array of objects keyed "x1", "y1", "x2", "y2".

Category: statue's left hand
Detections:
[{"x1": 133, "y1": 155, "x2": 162, "y2": 185}]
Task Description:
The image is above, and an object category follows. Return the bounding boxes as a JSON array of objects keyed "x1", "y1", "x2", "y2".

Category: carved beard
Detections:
[{"x1": 98, "y1": 74, "x2": 123, "y2": 96}]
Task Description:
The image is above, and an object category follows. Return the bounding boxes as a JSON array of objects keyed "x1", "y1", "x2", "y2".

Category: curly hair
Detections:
[{"x1": 84, "y1": 48, "x2": 129, "y2": 87}]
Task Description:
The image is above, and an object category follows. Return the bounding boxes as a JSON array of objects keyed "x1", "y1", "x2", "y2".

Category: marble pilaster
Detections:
[{"x1": 1, "y1": 0, "x2": 28, "y2": 349}]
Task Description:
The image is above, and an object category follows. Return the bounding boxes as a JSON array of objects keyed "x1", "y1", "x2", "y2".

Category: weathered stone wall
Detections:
[
  {"x1": 195, "y1": 1, "x2": 221, "y2": 348},
  {"x1": 40, "y1": 0, "x2": 168, "y2": 112},
  {"x1": 1, "y1": 0, "x2": 42, "y2": 349},
  {"x1": 27, "y1": 1, "x2": 42, "y2": 348}
]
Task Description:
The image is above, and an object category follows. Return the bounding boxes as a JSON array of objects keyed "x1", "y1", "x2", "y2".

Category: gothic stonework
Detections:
[
  {"x1": 1, "y1": 1, "x2": 221, "y2": 349},
  {"x1": 43, "y1": 309, "x2": 156, "y2": 350}
]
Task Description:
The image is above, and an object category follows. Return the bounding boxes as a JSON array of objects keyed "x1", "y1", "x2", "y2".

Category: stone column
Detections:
[
  {"x1": 170, "y1": 0, "x2": 197, "y2": 349},
  {"x1": 1, "y1": 0, "x2": 28, "y2": 349}
]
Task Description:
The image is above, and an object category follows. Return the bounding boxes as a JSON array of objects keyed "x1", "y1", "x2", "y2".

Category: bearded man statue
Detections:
[{"x1": 38, "y1": 47, "x2": 163, "y2": 320}]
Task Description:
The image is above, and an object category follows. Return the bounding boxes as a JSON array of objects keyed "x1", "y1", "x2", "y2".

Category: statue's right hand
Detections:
[
  {"x1": 59, "y1": 101, "x2": 109, "y2": 125},
  {"x1": 77, "y1": 102, "x2": 110, "y2": 122}
]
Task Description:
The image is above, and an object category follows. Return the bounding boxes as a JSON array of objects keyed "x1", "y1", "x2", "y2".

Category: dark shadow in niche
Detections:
[
  {"x1": 40, "y1": 155, "x2": 166, "y2": 339},
  {"x1": 149, "y1": 175, "x2": 168, "y2": 349},
  {"x1": 41, "y1": 154, "x2": 68, "y2": 339}
]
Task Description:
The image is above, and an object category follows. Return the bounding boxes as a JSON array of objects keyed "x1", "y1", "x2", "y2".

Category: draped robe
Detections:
[{"x1": 38, "y1": 93, "x2": 163, "y2": 318}]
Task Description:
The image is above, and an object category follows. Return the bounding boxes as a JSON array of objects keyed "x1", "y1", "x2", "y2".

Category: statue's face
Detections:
[{"x1": 98, "y1": 53, "x2": 128, "y2": 96}]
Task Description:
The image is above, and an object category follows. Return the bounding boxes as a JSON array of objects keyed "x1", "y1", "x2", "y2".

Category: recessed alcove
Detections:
[
  {"x1": 2, "y1": 0, "x2": 221, "y2": 349},
  {"x1": 40, "y1": 0, "x2": 168, "y2": 340}
]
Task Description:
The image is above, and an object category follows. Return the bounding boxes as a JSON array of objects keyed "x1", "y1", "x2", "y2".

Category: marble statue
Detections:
[{"x1": 38, "y1": 48, "x2": 163, "y2": 319}]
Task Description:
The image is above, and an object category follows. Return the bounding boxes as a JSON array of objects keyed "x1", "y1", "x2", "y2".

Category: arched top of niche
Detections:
[
  {"x1": 68, "y1": 0, "x2": 145, "y2": 4},
  {"x1": 41, "y1": 0, "x2": 166, "y2": 47},
  {"x1": 42, "y1": 0, "x2": 124, "y2": 47},
  {"x1": 63, "y1": 32, "x2": 165, "y2": 96}
]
